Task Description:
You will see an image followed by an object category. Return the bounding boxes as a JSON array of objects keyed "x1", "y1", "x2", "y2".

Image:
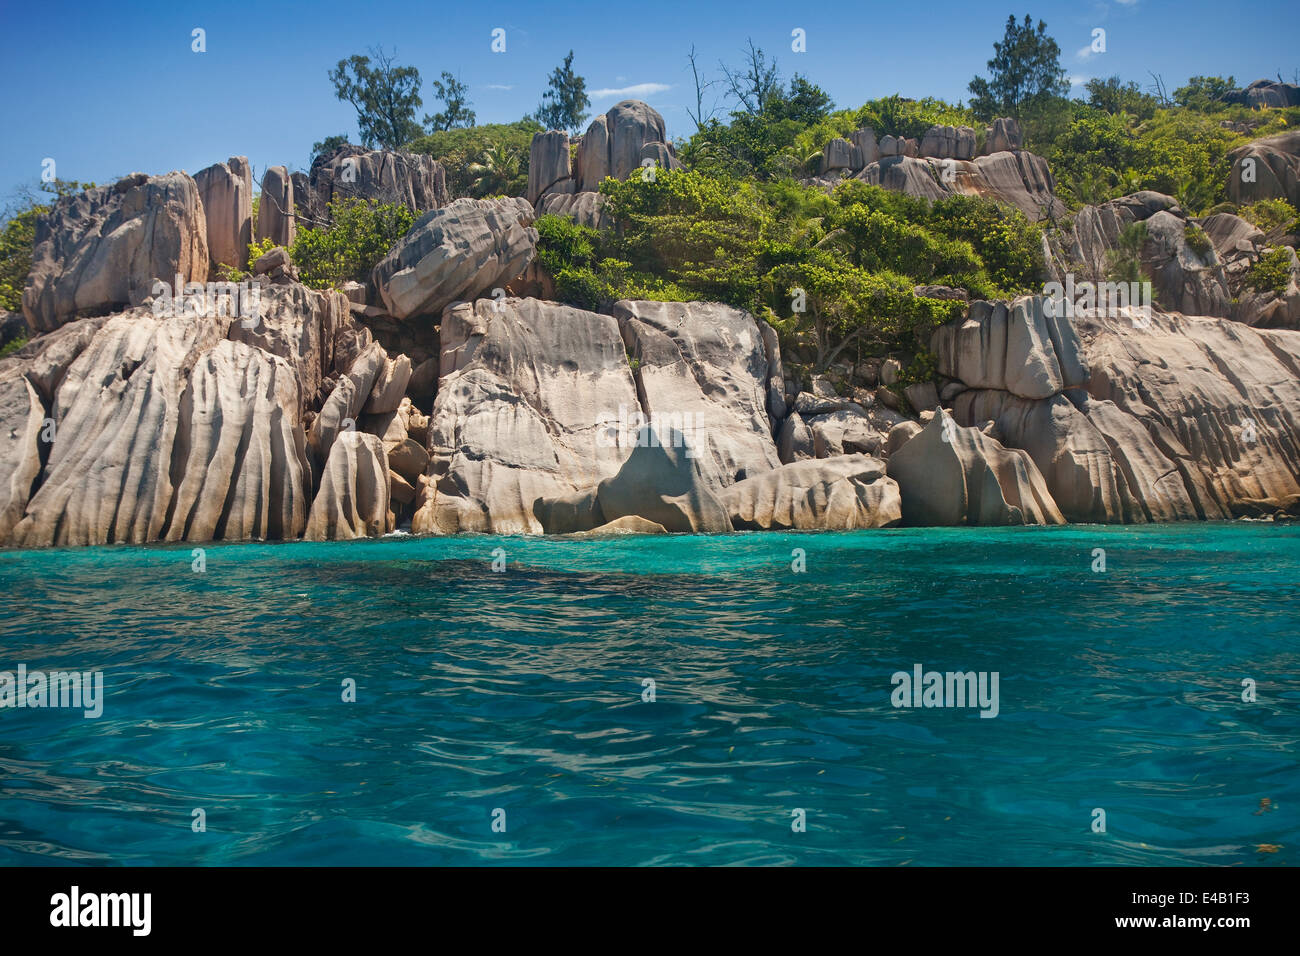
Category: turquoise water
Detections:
[{"x1": 0, "y1": 524, "x2": 1297, "y2": 866}]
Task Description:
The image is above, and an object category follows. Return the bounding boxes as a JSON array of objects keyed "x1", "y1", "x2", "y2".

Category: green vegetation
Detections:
[
  {"x1": 329, "y1": 47, "x2": 426, "y2": 150},
  {"x1": 0, "y1": 334, "x2": 29, "y2": 358},
  {"x1": 1184, "y1": 223, "x2": 1213, "y2": 257},
  {"x1": 406, "y1": 120, "x2": 541, "y2": 198},
  {"x1": 535, "y1": 167, "x2": 1040, "y2": 368},
  {"x1": 1240, "y1": 199, "x2": 1297, "y2": 233},
  {"x1": 424, "y1": 72, "x2": 475, "y2": 132},
  {"x1": 290, "y1": 198, "x2": 414, "y2": 290},
  {"x1": 1246, "y1": 247, "x2": 1294, "y2": 295},
  {"x1": 966, "y1": 14, "x2": 1069, "y2": 122},
  {"x1": 532, "y1": 50, "x2": 590, "y2": 134}
]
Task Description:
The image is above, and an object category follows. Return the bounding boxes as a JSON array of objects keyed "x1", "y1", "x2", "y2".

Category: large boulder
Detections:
[
  {"x1": 1229, "y1": 131, "x2": 1300, "y2": 210},
  {"x1": 7, "y1": 309, "x2": 312, "y2": 547},
  {"x1": 614, "y1": 300, "x2": 781, "y2": 489},
  {"x1": 886, "y1": 412, "x2": 1066, "y2": 526},
  {"x1": 576, "y1": 100, "x2": 678, "y2": 192},
  {"x1": 722, "y1": 454, "x2": 902, "y2": 530},
  {"x1": 535, "y1": 427, "x2": 731, "y2": 534},
  {"x1": 255, "y1": 165, "x2": 295, "y2": 247},
  {"x1": 371, "y1": 197, "x2": 537, "y2": 320},
  {"x1": 304, "y1": 431, "x2": 392, "y2": 540},
  {"x1": 535, "y1": 190, "x2": 609, "y2": 230},
  {"x1": 412, "y1": 298, "x2": 639, "y2": 534},
  {"x1": 527, "y1": 130, "x2": 572, "y2": 205},
  {"x1": 302, "y1": 146, "x2": 447, "y2": 224},
  {"x1": 194, "y1": 156, "x2": 253, "y2": 271},
  {"x1": 22, "y1": 172, "x2": 209, "y2": 333},
  {"x1": 1081, "y1": 307, "x2": 1300, "y2": 516},
  {"x1": 0, "y1": 370, "x2": 45, "y2": 542},
  {"x1": 919, "y1": 125, "x2": 976, "y2": 161},
  {"x1": 855, "y1": 151, "x2": 1063, "y2": 220},
  {"x1": 983, "y1": 117, "x2": 1023, "y2": 154},
  {"x1": 931, "y1": 295, "x2": 1088, "y2": 400}
]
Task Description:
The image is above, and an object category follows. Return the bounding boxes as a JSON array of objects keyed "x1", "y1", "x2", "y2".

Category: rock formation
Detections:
[
  {"x1": 298, "y1": 145, "x2": 448, "y2": 225},
  {"x1": 22, "y1": 172, "x2": 208, "y2": 332},
  {"x1": 722, "y1": 455, "x2": 902, "y2": 530},
  {"x1": 194, "y1": 156, "x2": 253, "y2": 271},
  {"x1": 371, "y1": 197, "x2": 537, "y2": 320},
  {"x1": 256, "y1": 165, "x2": 295, "y2": 247}
]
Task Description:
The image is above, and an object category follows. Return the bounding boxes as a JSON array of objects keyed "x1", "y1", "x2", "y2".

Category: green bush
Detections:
[
  {"x1": 289, "y1": 198, "x2": 413, "y2": 289},
  {"x1": 1240, "y1": 199, "x2": 1297, "y2": 233},
  {"x1": 1246, "y1": 247, "x2": 1294, "y2": 295},
  {"x1": 406, "y1": 120, "x2": 541, "y2": 198},
  {"x1": 0, "y1": 334, "x2": 29, "y2": 358},
  {"x1": 1184, "y1": 224, "x2": 1213, "y2": 258}
]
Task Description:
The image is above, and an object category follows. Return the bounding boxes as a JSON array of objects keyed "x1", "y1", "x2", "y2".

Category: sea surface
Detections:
[{"x1": 0, "y1": 523, "x2": 1297, "y2": 866}]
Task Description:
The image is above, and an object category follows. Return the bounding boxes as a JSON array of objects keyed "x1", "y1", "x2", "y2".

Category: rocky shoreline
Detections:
[{"x1": 2, "y1": 100, "x2": 1299, "y2": 550}]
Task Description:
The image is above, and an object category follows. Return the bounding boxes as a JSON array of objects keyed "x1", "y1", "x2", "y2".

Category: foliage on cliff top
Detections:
[
  {"x1": 406, "y1": 120, "x2": 541, "y2": 199},
  {"x1": 536, "y1": 167, "x2": 1041, "y2": 367}
]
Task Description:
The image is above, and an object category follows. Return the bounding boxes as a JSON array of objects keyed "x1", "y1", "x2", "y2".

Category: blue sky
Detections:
[{"x1": 0, "y1": 0, "x2": 1296, "y2": 205}]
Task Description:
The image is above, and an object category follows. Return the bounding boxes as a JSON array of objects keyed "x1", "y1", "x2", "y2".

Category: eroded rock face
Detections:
[
  {"x1": 854, "y1": 151, "x2": 1063, "y2": 220},
  {"x1": 304, "y1": 431, "x2": 392, "y2": 541},
  {"x1": 527, "y1": 130, "x2": 572, "y2": 204},
  {"x1": 22, "y1": 172, "x2": 209, "y2": 333},
  {"x1": 372, "y1": 197, "x2": 537, "y2": 320},
  {"x1": 722, "y1": 455, "x2": 902, "y2": 530},
  {"x1": 919, "y1": 125, "x2": 976, "y2": 161},
  {"x1": 886, "y1": 412, "x2": 1066, "y2": 526},
  {"x1": 932, "y1": 296, "x2": 1088, "y2": 400},
  {"x1": 1229, "y1": 131, "x2": 1300, "y2": 208},
  {"x1": 576, "y1": 101, "x2": 678, "y2": 192},
  {"x1": 413, "y1": 298, "x2": 638, "y2": 534},
  {"x1": 535, "y1": 428, "x2": 731, "y2": 534},
  {"x1": 0, "y1": 371, "x2": 44, "y2": 542},
  {"x1": 1080, "y1": 307, "x2": 1300, "y2": 516},
  {"x1": 194, "y1": 157, "x2": 253, "y2": 271},
  {"x1": 0, "y1": 280, "x2": 410, "y2": 549},
  {"x1": 255, "y1": 166, "x2": 295, "y2": 247},
  {"x1": 614, "y1": 300, "x2": 781, "y2": 489},
  {"x1": 302, "y1": 146, "x2": 447, "y2": 223}
]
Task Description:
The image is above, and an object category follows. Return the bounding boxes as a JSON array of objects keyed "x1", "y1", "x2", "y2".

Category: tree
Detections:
[
  {"x1": 1084, "y1": 76, "x2": 1157, "y2": 119},
  {"x1": 686, "y1": 44, "x2": 721, "y2": 132},
  {"x1": 967, "y1": 14, "x2": 1068, "y2": 120},
  {"x1": 535, "y1": 51, "x2": 590, "y2": 134},
  {"x1": 311, "y1": 134, "x2": 350, "y2": 163},
  {"x1": 329, "y1": 47, "x2": 424, "y2": 150},
  {"x1": 1173, "y1": 75, "x2": 1237, "y2": 111},
  {"x1": 425, "y1": 72, "x2": 476, "y2": 132},
  {"x1": 720, "y1": 40, "x2": 780, "y2": 115}
]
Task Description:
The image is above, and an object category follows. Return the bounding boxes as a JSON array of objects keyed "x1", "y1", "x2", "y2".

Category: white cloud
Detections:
[
  {"x1": 1068, "y1": 74, "x2": 1091, "y2": 88},
  {"x1": 484, "y1": 84, "x2": 514, "y2": 91},
  {"x1": 590, "y1": 82, "x2": 671, "y2": 99},
  {"x1": 1076, "y1": 44, "x2": 1097, "y2": 61}
]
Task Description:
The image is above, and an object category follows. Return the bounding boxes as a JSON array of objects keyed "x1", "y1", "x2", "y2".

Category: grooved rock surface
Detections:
[
  {"x1": 535, "y1": 430, "x2": 732, "y2": 535},
  {"x1": 614, "y1": 299, "x2": 781, "y2": 489},
  {"x1": 576, "y1": 101, "x2": 676, "y2": 191},
  {"x1": 721, "y1": 454, "x2": 902, "y2": 530},
  {"x1": 887, "y1": 412, "x2": 1066, "y2": 526},
  {"x1": 255, "y1": 166, "x2": 295, "y2": 247},
  {"x1": 194, "y1": 156, "x2": 253, "y2": 270},
  {"x1": 372, "y1": 197, "x2": 537, "y2": 320},
  {"x1": 932, "y1": 295, "x2": 1088, "y2": 400},
  {"x1": 413, "y1": 298, "x2": 638, "y2": 534},
  {"x1": 0, "y1": 371, "x2": 45, "y2": 542},
  {"x1": 22, "y1": 172, "x2": 209, "y2": 333},
  {"x1": 1079, "y1": 307, "x2": 1300, "y2": 516},
  {"x1": 302, "y1": 146, "x2": 447, "y2": 223},
  {"x1": 527, "y1": 130, "x2": 572, "y2": 204},
  {"x1": 854, "y1": 151, "x2": 1063, "y2": 220},
  {"x1": 304, "y1": 431, "x2": 392, "y2": 541}
]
